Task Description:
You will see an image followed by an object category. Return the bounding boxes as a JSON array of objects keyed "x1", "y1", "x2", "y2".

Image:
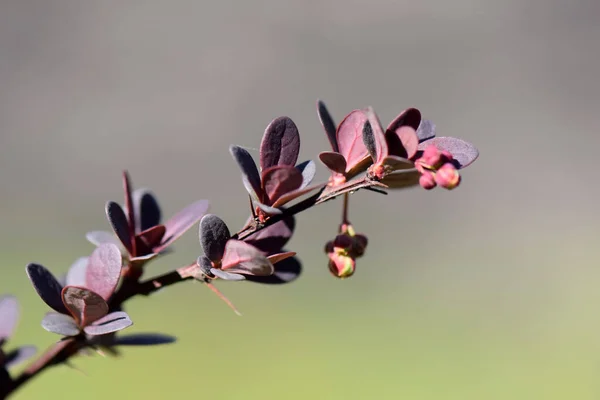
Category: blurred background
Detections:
[{"x1": 1, "y1": 0, "x2": 600, "y2": 399}]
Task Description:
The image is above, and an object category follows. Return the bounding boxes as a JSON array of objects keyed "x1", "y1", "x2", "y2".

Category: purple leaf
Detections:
[
  {"x1": 132, "y1": 189, "x2": 162, "y2": 232},
  {"x1": 230, "y1": 146, "x2": 262, "y2": 198},
  {"x1": 4, "y1": 346, "x2": 36, "y2": 368},
  {"x1": 261, "y1": 165, "x2": 303, "y2": 204},
  {"x1": 26, "y1": 263, "x2": 68, "y2": 315},
  {"x1": 260, "y1": 116, "x2": 300, "y2": 170},
  {"x1": 199, "y1": 214, "x2": 231, "y2": 262},
  {"x1": 65, "y1": 257, "x2": 89, "y2": 287},
  {"x1": 254, "y1": 201, "x2": 283, "y2": 216},
  {"x1": 381, "y1": 169, "x2": 421, "y2": 189},
  {"x1": 41, "y1": 312, "x2": 80, "y2": 337},
  {"x1": 317, "y1": 100, "x2": 339, "y2": 152},
  {"x1": 337, "y1": 110, "x2": 371, "y2": 174},
  {"x1": 0, "y1": 296, "x2": 18, "y2": 341},
  {"x1": 244, "y1": 216, "x2": 295, "y2": 254},
  {"x1": 105, "y1": 202, "x2": 133, "y2": 253},
  {"x1": 196, "y1": 255, "x2": 213, "y2": 276},
  {"x1": 271, "y1": 182, "x2": 326, "y2": 208},
  {"x1": 85, "y1": 243, "x2": 122, "y2": 301},
  {"x1": 416, "y1": 119, "x2": 436, "y2": 142},
  {"x1": 384, "y1": 125, "x2": 419, "y2": 160},
  {"x1": 62, "y1": 286, "x2": 108, "y2": 327},
  {"x1": 112, "y1": 333, "x2": 176, "y2": 346},
  {"x1": 387, "y1": 108, "x2": 421, "y2": 132},
  {"x1": 86, "y1": 231, "x2": 122, "y2": 248},
  {"x1": 418, "y1": 137, "x2": 479, "y2": 168},
  {"x1": 381, "y1": 155, "x2": 414, "y2": 171},
  {"x1": 210, "y1": 268, "x2": 246, "y2": 281},
  {"x1": 364, "y1": 107, "x2": 388, "y2": 164},
  {"x1": 122, "y1": 171, "x2": 137, "y2": 254},
  {"x1": 221, "y1": 240, "x2": 274, "y2": 276},
  {"x1": 160, "y1": 200, "x2": 210, "y2": 250},
  {"x1": 296, "y1": 160, "x2": 316, "y2": 190},
  {"x1": 319, "y1": 152, "x2": 347, "y2": 174},
  {"x1": 84, "y1": 311, "x2": 132, "y2": 336},
  {"x1": 246, "y1": 255, "x2": 302, "y2": 285},
  {"x1": 138, "y1": 225, "x2": 166, "y2": 249}
]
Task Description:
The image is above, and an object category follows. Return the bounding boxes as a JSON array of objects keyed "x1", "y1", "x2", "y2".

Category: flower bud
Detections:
[
  {"x1": 419, "y1": 170, "x2": 436, "y2": 190},
  {"x1": 434, "y1": 163, "x2": 461, "y2": 189},
  {"x1": 327, "y1": 251, "x2": 356, "y2": 278}
]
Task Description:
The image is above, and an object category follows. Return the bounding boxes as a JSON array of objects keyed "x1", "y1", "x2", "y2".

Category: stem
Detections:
[
  {"x1": 341, "y1": 193, "x2": 349, "y2": 225},
  {"x1": 5, "y1": 176, "x2": 385, "y2": 398}
]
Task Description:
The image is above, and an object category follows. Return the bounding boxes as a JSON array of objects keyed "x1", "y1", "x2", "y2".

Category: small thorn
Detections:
[{"x1": 205, "y1": 282, "x2": 242, "y2": 316}]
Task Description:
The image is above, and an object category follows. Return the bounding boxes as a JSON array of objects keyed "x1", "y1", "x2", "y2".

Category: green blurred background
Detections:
[{"x1": 2, "y1": 0, "x2": 600, "y2": 399}]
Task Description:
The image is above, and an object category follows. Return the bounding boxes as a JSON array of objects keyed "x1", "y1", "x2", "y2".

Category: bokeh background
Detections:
[{"x1": 1, "y1": 0, "x2": 600, "y2": 399}]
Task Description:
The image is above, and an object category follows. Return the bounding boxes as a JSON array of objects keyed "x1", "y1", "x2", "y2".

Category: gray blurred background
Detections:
[{"x1": 1, "y1": 1, "x2": 600, "y2": 399}]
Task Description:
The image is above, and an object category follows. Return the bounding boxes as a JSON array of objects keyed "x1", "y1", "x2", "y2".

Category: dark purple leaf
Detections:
[
  {"x1": 416, "y1": 119, "x2": 436, "y2": 142},
  {"x1": 381, "y1": 169, "x2": 421, "y2": 189},
  {"x1": 418, "y1": 137, "x2": 479, "y2": 168},
  {"x1": 199, "y1": 214, "x2": 231, "y2": 262},
  {"x1": 337, "y1": 109, "x2": 370, "y2": 174},
  {"x1": 65, "y1": 257, "x2": 88, "y2": 287},
  {"x1": 196, "y1": 255, "x2": 213, "y2": 276},
  {"x1": 122, "y1": 171, "x2": 137, "y2": 254},
  {"x1": 230, "y1": 145, "x2": 262, "y2": 198},
  {"x1": 4, "y1": 346, "x2": 36, "y2": 368},
  {"x1": 84, "y1": 311, "x2": 132, "y2": 336},
  {"x1": 210, "y1": 268, "x2": 246, "y2": 281},
  {"x1": 132, "y1": 189, "x2": 162, "y2": 232},
  {"x1": 221, "y1": 240, "x2": 274, "y2": 276},
  {"x1": 86, "y1": 231, "x2": 122, "y2": 248},
  {"x1": 261, "y1": 165, "x2": 303, "y2": 204},
  {"x1": 244, "y1": 216, "x2": 295, "y2": 254},
  {"x1": 62, "y1": 286, "x2": 108, "y2": 327},
  {"x1": 159, "y1": 200, "x2": 210, "y2": 250},
  {"x1": 112, "y1": 333, "x2": 176, "y2": 346},
  {"x1": 317, "y1": 100, "x2": 339, "y2": 152},
  {"x1": 85, "y1": 243, "x2": 122, "y2": 301},
  {"x1": 271, "y1": 182, "x2": 326, "y2": 208},
  {"x1": 384, "y1": 125, "x2": 419, "y2": 160},
  {"x1": 296, "y1": 160, "x2": 316, "y2": 189},
  {"x1": 362, "y1": 120, "x2": 377, "y2": 162},
  {"x1": 0, "y1": 296, "x2": 18, "y2": 341},
  {"x1": 364, "y1": 107, "x2": 388, "y2": 164},
  {"x1": 246, "y1": 255, "x2": 302, "y2": 284},
  {"x1": 319, "y1": 152, "x2": 347, "y2": 174},
  {"x1": 41, "y1": 312, "x2": 80, "y2": 336},
  {"x1": 26, "y1": 263, "x2": 68, "y2": 315},
  {"x1": 387, "y1": 108, "x2": 421, "y2": 132},
  {"x1": 105, "y1": 201, "x2": 133, "y2": 253},
  {"x1": 260, "y1": 116, "x2": 300, "y2": 170}
]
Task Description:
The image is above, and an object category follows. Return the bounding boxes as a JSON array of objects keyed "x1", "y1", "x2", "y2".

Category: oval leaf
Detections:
[
  {"x1": 319, "y1": 151, "x2": 347, "y2": 174},
  {"x1": 210, "y1": 268, "x2": 246, "y2": 281},
  {"x1": 26, "y1": 263, "x2": 68, "y2": 314},
  {"x1": 244, "y1": 216, "x2": 295, "y2": 254},
  {"x1": 387, "y1": 108, "x2": 421, "y2": 132},
  {"x1": 132, "y1": 189, "x2": 162, "y2": 232},
  {"x1": 0, "y1": 296, "x2": 19, "y2": 341},
  {"x1": 317, "y1": 100, "x2": 339, "y2": 152},
  {"x1": 296, "y1": 160, "x2": 316, "y2": 190},
  {"x1": 418, "y1": 137, "x2": 479, "y2": 168},
  {"x1": 337, "y1": 110, "x2": 370, "y2": 172},
  {"x1": 261, "y1": 165, "x2": 303, "y2": 204},
  {"x1": 41, "y1": 312, "x2": 80, "y2": 337},
  {"x1": 364, "y1": 107, "x2": 388, "y2": 164},
  {"x1": 416, "y1": 119, "x2": 436, "y2": 142},
  {"x1": 271, "y1": 182, "x2": 326, "y2": 208},
  {"x1": 260, "y1": 116, "x2": 300, "y2": 170},
  {"x1": 62, "y1": 286, "x2": 108, "y2": 327},
  {"x1": 85, "y1": 243, "x2": 123, "y2": 301},
  {"x1": 65, "y1": 257, "x2": 89, "y2": 287},
  {"x1": 106, "y1": 202, "x2": 133, "y2": 253},
  {"x1": 138, "y1": 225, "x2": 166, "y2": 249},
  {"x1": 230, "y1": 145, "x2": 263, "y2": 198},
  {"x1": 246, "y1": 255, "x2": 302, "y2": 285},
  {"x1": 84, "y1": 311, "x2": 132, "y2": 336},
  {"x1": 221, "y1": 240, "x2": 274, "y2": 276},
  {"x1": 380, "y1": 169, "x2": 421, "y2": 189},
  {"x1": 160, "y1": 199, "x2": 210, "y2": 250},
  {"x1": 385, "y1": 125, "x2": 419, "y2": 159},
  {"x1": 199, "y1": 214, "x2": 231, "y2": 262},
  {"x1": 86, "y1": 231, "x2": 122, "y2": 248}
]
